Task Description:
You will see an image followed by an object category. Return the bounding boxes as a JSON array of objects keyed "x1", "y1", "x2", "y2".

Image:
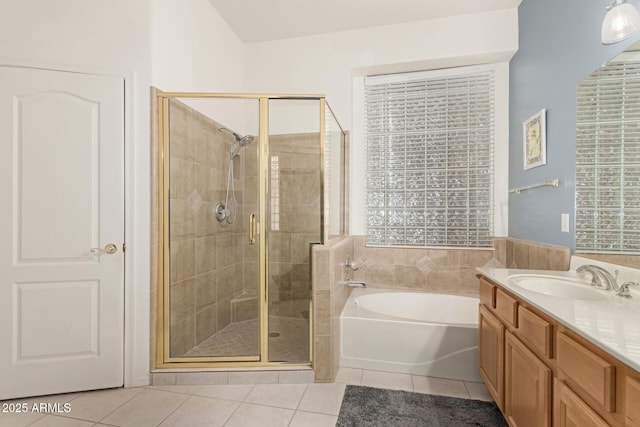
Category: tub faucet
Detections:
[
  {"x1": 576, "y1": 265, "x2": 619, "y2": 291},
  {"x1": 344, "y1": 280, "x2": 366, "y2": 288}
]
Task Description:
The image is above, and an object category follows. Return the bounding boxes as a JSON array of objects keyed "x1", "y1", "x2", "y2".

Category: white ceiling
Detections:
[{"x1": 208, "y1": 0, "x2": 522, "y2": 43}]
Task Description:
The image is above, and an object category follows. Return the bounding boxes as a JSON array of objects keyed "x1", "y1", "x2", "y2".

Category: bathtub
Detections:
[{"x1": 340, "y1": 288, "x2": 481, "y2": 382}]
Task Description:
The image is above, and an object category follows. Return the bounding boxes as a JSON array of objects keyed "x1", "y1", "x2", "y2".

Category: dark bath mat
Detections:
[{"x1": 336, "y1": 385, "x2": 508, "y2": 427}]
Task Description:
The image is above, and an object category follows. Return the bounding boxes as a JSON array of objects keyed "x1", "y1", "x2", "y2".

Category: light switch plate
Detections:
[{"x1": 561, "y1": 213, "x2": 570, "y2": 233}]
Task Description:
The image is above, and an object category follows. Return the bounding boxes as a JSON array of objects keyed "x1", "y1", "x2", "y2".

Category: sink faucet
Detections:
[
  {"x1": 576, "y1": 265, "x2": 619, "y2": 291},
  {"x1": 343, "y1": 280, "x2": 366, "y2": 288}
]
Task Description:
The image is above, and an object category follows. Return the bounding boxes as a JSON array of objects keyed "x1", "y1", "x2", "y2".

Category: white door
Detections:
[{"x1": 0, "y1": 66, "x2": 125, "y2": 400}]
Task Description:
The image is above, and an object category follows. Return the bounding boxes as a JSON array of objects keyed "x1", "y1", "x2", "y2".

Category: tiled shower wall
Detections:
[{"x1": 167, "y1": 99, "x2": 251, "y2": 356}]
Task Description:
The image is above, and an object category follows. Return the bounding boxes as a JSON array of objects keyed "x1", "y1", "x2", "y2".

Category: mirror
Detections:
[{"x1": 575, "y1": 40, "x2": 640, "y2": 268}]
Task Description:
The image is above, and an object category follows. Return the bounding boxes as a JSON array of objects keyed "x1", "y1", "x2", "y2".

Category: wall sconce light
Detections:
[{"x1": 602, "y1": 0, "x2": 640, "y2": 44}]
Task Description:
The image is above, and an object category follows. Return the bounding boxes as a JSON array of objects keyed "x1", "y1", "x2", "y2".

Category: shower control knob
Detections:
[{"x1": 346, "y1": 255, "x2": 360, "y2": 271}]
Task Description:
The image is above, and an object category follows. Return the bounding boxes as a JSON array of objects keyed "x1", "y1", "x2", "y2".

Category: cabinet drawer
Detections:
[
  {"x1": 517, "y1": 305, "x2": 553, "y2": 359},
  {"x1": 495, "y1": 288, "x2": 518, "y2": 328},
  {"x1": 554, "y1": 379, "x2": 609, "y2": 427},
  {"x1": 556, "y1": 331, "x2": 616, "y2": 412},
  {"x1": 479, "y1": 278, "x2": 496, "y2": 308},
  {"x1": 625, "y1": 376, "x2": 640, "y2": 426}
]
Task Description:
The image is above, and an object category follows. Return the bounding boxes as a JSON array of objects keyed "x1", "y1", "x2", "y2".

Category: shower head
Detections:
[
  {"x1": 220, "y1": 127, "x2": 254, "y2": 146},
  {"x1": 238, "y1": 134, "x2": 255, "y2": 146},
  {"x1": 220, "y1": 127, "x2": 255, "y2": 158}
]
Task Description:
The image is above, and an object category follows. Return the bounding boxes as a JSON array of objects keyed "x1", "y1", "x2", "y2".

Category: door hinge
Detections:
[{"x1": 122, "y1": 243, "x2": 126, "y2": 253}]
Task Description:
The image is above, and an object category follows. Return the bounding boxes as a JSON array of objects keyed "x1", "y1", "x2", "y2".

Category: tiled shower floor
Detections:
[{"x1": 184, "y1": 316, "x2": 310, "y2": 362}]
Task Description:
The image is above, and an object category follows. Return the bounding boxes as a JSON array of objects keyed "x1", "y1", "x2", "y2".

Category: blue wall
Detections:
[{"x1": 509, "y1": 0, "x2": 640, "y2": 251}]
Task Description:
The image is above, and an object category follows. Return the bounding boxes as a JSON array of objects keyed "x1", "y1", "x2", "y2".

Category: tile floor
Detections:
[{"x1": 0, "y1": 368, "x2": 493, "y2": 427}]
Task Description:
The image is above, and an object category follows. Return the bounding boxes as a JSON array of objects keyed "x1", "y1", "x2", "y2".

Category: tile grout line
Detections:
[
  {"x1": 24, "y1": 413, "x2": 47, "y2": 427},
  {"x1": 92, "y1": 387, "x2": 147, "y2": 425},
  {"x1": 153, "y1": 390, "x2": 195, "y2": 427},
  {"x1": 286, "y1": 383, "x2": 310, "y2": 427},
  {"x1": 221, "y1": 383, "x2": 257, "y2": 427}
]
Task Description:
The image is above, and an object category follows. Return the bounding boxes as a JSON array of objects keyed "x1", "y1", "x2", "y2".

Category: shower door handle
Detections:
[{"x1": 249, "y1": 214, "x2": 256, "y2": 245}]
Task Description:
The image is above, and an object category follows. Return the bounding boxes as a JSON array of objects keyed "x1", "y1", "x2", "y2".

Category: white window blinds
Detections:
[
  {"x1": 576, "y1": 60, "x2": 640, "y2": 253},
  {"x1": 365, "y1": 68, "x2": 495, "y2": 248}
]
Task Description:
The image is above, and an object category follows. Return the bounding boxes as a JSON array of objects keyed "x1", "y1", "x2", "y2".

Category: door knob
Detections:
[{"x1": 90, "y1": 243, "x2": 118, "y2": 255}]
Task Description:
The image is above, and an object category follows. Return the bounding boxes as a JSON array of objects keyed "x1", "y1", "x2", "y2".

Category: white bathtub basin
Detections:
[
  {"x1": 340, "y1": 289, "x2": 481, "y2": 382},
  {"x1": 354, "y1": 292, "x2": 478, "y2": 325},
  {"x1": 508, "y1": 274, "x2": 607, "y2": 301}
]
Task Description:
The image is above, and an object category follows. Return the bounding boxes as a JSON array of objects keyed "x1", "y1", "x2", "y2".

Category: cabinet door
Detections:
[
  {"x1": 479, "y1": 304, "x2": 504, "y2": 409},
  {"x1": 554, "y1": 379, "x2": 609, "y2": 427},
  {"x1": 504, "y1": 331, "x2": 551, "y2": 427},
  {"x1": 626, "y1": 376, "x2": 640, "y2": 426}
]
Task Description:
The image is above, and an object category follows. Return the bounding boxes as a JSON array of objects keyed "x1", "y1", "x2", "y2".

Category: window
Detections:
[
  {"x1": 576, "y1": 60, "x2": 640, "y2": 253},
  {"x1": 364, "y1": 67, "x2": 495, "y2": 247}
]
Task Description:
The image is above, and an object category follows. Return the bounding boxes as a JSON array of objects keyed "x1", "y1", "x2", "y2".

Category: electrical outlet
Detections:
[{"x1": 561, "y1": 213, "x2": 570, "y2": 233}]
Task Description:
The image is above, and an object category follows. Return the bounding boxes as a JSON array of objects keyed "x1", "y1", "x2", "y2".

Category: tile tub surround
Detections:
[
  {"x1": 312, "y1": 236, "x2": 354, "y2": 382},
  {"x1": 574, "y1": 253, "x2": 640, "y2": 269},
  {"x1": 309, "y1": 236, "x2": 569, "y2": 383},
  {"x1": 499, "y1": 237, "x2": 571, "y2": 271},
  {"x1": 350, "y1": 236, "x2": 571, "y2": 295}
]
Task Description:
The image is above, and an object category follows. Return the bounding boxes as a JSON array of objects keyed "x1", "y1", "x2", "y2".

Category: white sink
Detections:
[{"x1": 508, "y1": 274, "x2": 607, "y2": 301}]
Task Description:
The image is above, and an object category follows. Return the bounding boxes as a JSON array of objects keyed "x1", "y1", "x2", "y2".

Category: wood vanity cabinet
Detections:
[
  {"x1": 479, "y1": 304, "x2": 504, "y2": 409},
  {"x1": 478, "y1": 276, "x2": 640, "y2": 427}
]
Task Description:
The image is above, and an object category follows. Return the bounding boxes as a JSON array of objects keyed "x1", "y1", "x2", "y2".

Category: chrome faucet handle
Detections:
[
  {"x1": 346, "y1": 255, "x2": 360, "y2": 271},
  {"x1": 617, "y1": 281, "x2": 639, "y2": 298}
]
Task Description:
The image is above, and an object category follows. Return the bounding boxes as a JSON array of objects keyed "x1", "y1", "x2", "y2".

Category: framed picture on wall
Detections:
[{"x1": 523, "y1": 108, "x2": 546, "y2": 170}]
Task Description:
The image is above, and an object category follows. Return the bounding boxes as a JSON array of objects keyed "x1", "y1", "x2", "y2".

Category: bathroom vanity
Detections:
[{"x1": 477, "y1": 268, "x2": 640, "y2": 427}]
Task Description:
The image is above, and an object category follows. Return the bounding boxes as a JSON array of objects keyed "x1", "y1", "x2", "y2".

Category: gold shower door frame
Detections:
[{"x1": 155, "y1": 92, "x2": 332, "y2": 368}]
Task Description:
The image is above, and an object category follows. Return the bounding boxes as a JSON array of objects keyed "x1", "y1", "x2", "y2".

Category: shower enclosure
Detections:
[{"x1": 155, "y1": 92, "x2": 345, "y2": 367}]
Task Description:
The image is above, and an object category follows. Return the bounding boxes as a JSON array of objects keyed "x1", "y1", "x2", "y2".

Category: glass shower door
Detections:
[
  {"x1": 165, "y1": 97, "x2": 261, "y2": 361},
  {"x1": 266, "y1": 99, "x2": 321, "y2": 363}
]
